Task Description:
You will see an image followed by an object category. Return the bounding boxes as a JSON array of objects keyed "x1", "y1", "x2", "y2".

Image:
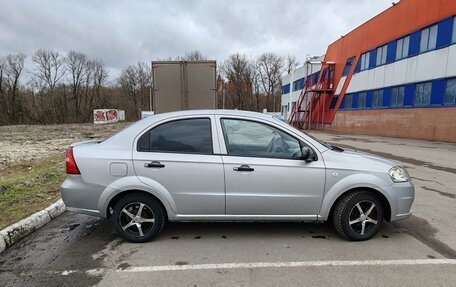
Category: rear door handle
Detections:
[
  {"x1": 233, "y1": 165, "x2": 254, "y2": 172},
  {"x1": 144, "y1": 161, "x2": 165, "y2": 168}
]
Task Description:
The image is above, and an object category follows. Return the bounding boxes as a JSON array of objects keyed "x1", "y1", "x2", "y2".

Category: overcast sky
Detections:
[{"x1": 0, "y1": 0, "x2": 391, "y2": 80}]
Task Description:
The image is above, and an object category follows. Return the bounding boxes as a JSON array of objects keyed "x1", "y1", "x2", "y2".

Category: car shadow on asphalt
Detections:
[{"x1": 159, "y1": 221, "x2": 338, "y2": 241}]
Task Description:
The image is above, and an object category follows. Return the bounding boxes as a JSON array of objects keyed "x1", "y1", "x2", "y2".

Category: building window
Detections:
[
  {"x1": 453, "y1": 16, "x2": 456, "y2": 43},
  {"x1": 342, "y1": 57, "x2": 354, "y2": 76},
  {"x1": 396, "y1": 36, "x2": 410, "y2": 60},
  {"x1": 420, "y1": 24, "x2": 438, "y2": 53},
  {"x1": 360, "y1": 52, "x2": 370, "y2": 71},
  {"x1": 414, "y1": 82, "x2": 432, "y2": 106},
  {"x1": 344, "y1": 94, "x2": 353, "y2": 109},
  {"x1": 372, "y1": 90, "x2": 383, "y2": 108},
  {"x1": 358, "y1": 92, "x2": 367, "y2": 109},
  {"x1": 292, "y1": 80, "x2": 298, "y2": 91},
  {"x1": 329, "y1": 95, "x2": 339, "y2": 110},
  {"x1": 391, "y1": 86, "x2": 405, "y2": 107},
  {"x1": 282, "y1": 84, "x2": 290, "y2": 94},
  {"x1": 445, "y1": 78, "x2": 456, "y2": 105},
  {"x1": 376, "y1": 45, "x2": 387, "y2": 66},
  {"x1": 293, "y1": 78, "x2": 305, "y2": 91}
]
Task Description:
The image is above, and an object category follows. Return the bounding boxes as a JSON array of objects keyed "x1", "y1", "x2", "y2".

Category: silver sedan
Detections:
[{"x1": 61, "y1": 109, "x2": 414, "y2": 242}]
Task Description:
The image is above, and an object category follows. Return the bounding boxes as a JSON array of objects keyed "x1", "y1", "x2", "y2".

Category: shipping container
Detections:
[{"x1": 152, "y1": 61, "x2": 217, "y2": 114}]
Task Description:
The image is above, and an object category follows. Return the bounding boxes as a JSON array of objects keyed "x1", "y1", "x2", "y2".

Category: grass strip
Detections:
[{"x1": 0, "y1": 155, "x2": 65, "y2": 229}]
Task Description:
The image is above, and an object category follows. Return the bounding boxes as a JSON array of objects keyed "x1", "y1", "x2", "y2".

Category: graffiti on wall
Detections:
[{"x1": 93, "y1": 109, "x2": 125, "y2": 124}]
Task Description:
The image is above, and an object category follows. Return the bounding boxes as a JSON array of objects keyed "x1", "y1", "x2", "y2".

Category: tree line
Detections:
[{"x1": 0, "y1": 50, "x2": 299, "y2": 125}]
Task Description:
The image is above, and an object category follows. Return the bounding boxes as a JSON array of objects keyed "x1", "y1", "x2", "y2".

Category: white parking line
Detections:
[{"x1": 58, "y1": 259, "x2": 456, "y2": 275}]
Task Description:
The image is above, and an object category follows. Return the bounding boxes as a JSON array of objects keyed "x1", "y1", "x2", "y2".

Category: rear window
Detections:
[{"x1": 137, "y1": 118, "x2": 213, "y2": 154}]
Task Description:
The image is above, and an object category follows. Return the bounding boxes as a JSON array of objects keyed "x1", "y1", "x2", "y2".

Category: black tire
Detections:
[
  {"x1": 112, "y1": 193, "x2": 165, "y2": 243},
  {"x1": 333, "y1": 191, "x2": 383, "y2": 241}
]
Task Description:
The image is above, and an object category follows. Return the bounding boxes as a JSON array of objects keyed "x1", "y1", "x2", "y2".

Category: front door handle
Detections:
[
  {"x1": 144, "y1": 161, "x2": 165, "y2": 168},
  {"x1": 233, "y1": 165, "x2": 254, "y2": 172}
]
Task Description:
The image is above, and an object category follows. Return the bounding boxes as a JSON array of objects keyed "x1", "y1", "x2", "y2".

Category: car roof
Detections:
[{"x1": 150, "y1": 109, "x2": 272, "y2": 120}]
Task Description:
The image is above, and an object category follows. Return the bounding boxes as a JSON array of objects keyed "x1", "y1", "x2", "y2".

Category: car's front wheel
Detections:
[
  {"x1": 333, "y1": 191, "x2": 383, "y2": 241},
  {"x1": 112, "y1": 193, "x2": 165, "y2": 243}
]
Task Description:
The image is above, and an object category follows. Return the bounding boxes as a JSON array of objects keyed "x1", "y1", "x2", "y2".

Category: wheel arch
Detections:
[
  {"x1": 327, "y1": 187, "x2": 392, "y2": 222},
  {"x1": 106, "y1": 189, "x2": 170, "y2": 221}
]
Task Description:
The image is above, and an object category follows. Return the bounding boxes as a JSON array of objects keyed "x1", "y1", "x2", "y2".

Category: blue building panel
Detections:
[
  {"x1": 409, "y1": 31, "x2": 421, "y2": 56},
  {"x1": 404, "y1": 84, "x2": 415, "y2": 106},
  {"x1": 354, "y1": 57, "x2": 361, "y2": 73},
  {"x1": 383, "y1": 87, "x2": 392, "y2": 107},
  {"x1": 431, "y1": 79, "x2": 446, "y2": 105},
  {"x1": 366, "y1": 91, "x2": 373, "y2": 108},
  {"x1": 369, "y1": 49, "x2": 377, "y2": 69},
  {"x1": 352, "y1": 93, "x2": 358, "y2": 109},
  {"x1": 436, "y1": 17, "x2": 453, "y2": 49},
  {"x1": 282, "y1": 83, "x2": 290, "y2": 94},
  {"x1": 339, "y1": 97, "x2": 345, "y2": 110},
  {"x1": 386, "y1": 41, "x2": 396, "y2": 64}
]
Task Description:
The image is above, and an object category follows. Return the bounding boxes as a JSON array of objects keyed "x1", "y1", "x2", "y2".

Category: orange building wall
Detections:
[{"x1": 325, "y1": 107, "x2": 456, "y2": 143}]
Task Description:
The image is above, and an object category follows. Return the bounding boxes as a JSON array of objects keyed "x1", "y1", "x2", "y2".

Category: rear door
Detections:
[
  {"x1": 216, "y1": 116, "x2": 326, "y2": 216},
  {"x1": 133, "y1": 115, "x2": 225, "y2": 215}
]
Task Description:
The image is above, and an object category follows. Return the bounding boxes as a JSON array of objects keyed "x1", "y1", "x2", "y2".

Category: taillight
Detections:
[{"x1": 66, "y1": 147, "x2": 80, "y2": 174}]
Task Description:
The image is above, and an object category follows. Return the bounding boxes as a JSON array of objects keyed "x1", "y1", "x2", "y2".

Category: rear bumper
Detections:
[{"x1": 60, "y1": 175, "x2": 107, "y2": 218}]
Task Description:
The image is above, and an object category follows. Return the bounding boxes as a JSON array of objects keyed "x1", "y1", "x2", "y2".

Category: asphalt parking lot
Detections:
[{"x1": 1, "y1": 131, "x2": 455, "y2": 286}]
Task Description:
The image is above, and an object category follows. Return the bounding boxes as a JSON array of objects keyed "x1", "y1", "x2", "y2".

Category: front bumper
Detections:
[{"x1": 385, "y1": 181, "x2": 415, "y2": 222}]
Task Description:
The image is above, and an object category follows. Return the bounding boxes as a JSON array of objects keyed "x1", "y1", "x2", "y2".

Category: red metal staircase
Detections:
[{"x1": 288, "y1": 61, "x2": 335, "y2": 130}]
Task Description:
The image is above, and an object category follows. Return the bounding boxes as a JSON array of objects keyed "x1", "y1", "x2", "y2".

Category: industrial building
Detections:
[
  {"x1": 281, "y1": 0, "x2": 456, "y2": 142},
  {"x1": 280, "y1": 56, "x2": 323, "y2": 120}
]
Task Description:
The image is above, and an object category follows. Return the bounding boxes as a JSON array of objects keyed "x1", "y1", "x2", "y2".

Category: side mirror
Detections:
[{"x1": 301, "y1": 147, "x2": 314, "y2": 162}]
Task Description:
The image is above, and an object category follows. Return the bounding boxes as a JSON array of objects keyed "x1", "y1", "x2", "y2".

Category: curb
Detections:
[{"x1": 0, "y1": 199, "x2": 66, "y2": 254}]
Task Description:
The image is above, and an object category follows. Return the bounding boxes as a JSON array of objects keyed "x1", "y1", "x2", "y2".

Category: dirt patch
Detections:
[{"x1": 0, "y1": 123, "x2": 129, "y2": 169}]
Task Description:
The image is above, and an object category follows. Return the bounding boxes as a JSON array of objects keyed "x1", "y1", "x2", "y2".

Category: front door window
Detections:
[{"x1": 221, "y1": 119, "x2": 302, "y2": 159}]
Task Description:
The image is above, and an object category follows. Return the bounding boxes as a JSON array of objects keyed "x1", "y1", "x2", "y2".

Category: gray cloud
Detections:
[{"x1": 0, "y1": 0, "x2": 391, "y2": 79}]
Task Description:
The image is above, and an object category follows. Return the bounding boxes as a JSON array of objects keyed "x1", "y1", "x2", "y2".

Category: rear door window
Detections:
[{"x1": 137, "y1": 118, "x2": 213, "y2": 154}]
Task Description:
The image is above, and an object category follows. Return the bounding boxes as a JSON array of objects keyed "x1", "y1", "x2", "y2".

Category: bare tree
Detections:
[
  {"x1": 65, "y1": 51, "x2": 91, "y2": 122},
  {"x1": 256, "y1": 53, "x2": 284, "y2": 112},
  {"x1": 91, "y1": 60, "x2": 110, "y2": 108},
  {"x1": 118, "y1": 62, "x2": 151, "y2": 119},
  {"x1": 221, "y1": 53, "x2": 254, "y2": 110},
  {"x1": 31, "y1": 50, "x2": 66, "y2": 122},
  {"x1": 181, "y1": 50, "x2": 206, "y2": 61},
  {"x1": 0, "y1": 54, "x2": 26, "y2": 124},
  {"x1": 251, "y1": 61, "x2": 262, "y2": 111},
  {"x1": 32, "y1": 50, "x2": 65, "y2": 90},
  {"x1": 285, "y1": 54, "x2": 299, "y2": 74}
]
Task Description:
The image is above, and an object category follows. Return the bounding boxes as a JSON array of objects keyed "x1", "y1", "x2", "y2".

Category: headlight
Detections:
[{"x1": 389, "y1": 166, "x2": 409, "y2": 183}]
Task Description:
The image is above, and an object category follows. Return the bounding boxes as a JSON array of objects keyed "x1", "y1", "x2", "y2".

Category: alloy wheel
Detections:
[
  {"x1": 119, "y1": 202, "x2": 155, "y2": 238},
  {"x1": 348, "y1": 200, "x2": 379, "y2": 236}
]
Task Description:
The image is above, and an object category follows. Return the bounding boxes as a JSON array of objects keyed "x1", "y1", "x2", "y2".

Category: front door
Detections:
[
  {"x1": 218, "y1": 117, "x2": 326, "y2": 215},
  {"x1": 133, "y1": 116, "x2": 225, "y2": 215}
]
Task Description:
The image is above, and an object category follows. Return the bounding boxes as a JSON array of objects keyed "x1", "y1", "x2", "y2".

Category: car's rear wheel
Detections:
[
  {"x1": 333, "y1": 191, "x2": 383, "y2": 241},
  {"x1": 112, "y1": 194, "x2": 165, "y2": 243}
]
